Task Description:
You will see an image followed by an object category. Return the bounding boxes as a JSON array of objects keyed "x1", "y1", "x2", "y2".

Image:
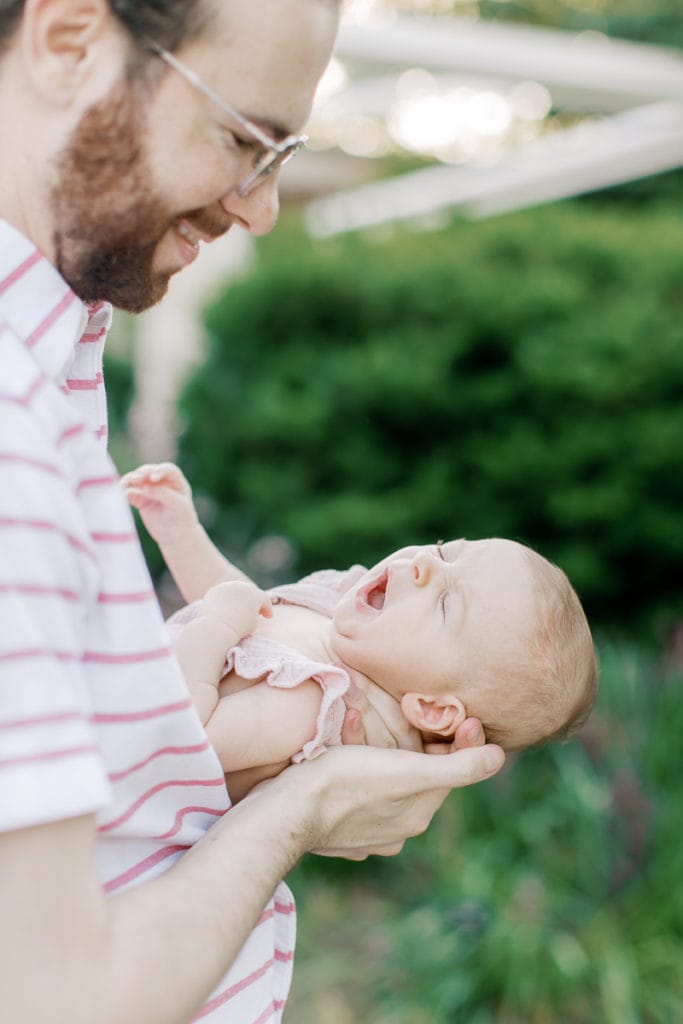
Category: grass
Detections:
[{"x1": 284, "y1": 640, "x2": 683, "y2": 1023}]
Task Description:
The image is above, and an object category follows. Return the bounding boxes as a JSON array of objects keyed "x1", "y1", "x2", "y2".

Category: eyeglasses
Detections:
[{"x1": 148, "y1": 42, "x2": 308, "y2": 197}]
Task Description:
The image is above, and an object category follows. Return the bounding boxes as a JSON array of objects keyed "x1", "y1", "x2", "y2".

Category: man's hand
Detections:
[
  {"x1": 341, "y1": 677, "x2": 424, "y2": 751},
  {"x1": 341, "y1": 675, "x2": 487, "y2": 754},
  {"x1": 267, "y1": 740, "x2": 505, "y2": 860}
]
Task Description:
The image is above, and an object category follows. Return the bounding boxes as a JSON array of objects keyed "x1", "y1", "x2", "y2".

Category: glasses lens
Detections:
[{"x1": 237, "y1": 139, "x2": 306, "y2": 197}]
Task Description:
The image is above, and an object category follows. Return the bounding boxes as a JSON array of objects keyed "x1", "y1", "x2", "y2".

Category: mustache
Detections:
[{"x1": 182, "y1": 207, "x2": 233, "y2": 240}]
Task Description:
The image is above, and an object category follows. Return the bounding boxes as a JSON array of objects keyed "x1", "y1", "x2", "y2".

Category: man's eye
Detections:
[
  {"x1": 222, "y1": 127, "x2": 252, "y2": 152},
  {"x1": 251, "y1": 146, "x2": 271, "y2": 170}
]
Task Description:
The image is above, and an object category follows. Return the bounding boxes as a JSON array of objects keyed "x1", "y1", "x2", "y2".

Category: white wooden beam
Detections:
[{"x1": 305, "y1": 102, "x2": 683, "y2": 237}]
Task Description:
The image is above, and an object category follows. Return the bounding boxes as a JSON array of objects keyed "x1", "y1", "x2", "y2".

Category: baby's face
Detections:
[{"x1": 332, "y1": 538, "x2": 537, "y2": 702}]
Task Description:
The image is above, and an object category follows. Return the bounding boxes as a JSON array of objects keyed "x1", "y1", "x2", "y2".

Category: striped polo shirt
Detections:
[{"x1": 0, "y1": 218, "x2": 295, "y2": 1023}]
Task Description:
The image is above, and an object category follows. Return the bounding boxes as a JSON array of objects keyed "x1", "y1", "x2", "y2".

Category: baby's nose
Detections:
[{"x1": 411, "y1": 551, "x2": 438, "y2": 585}]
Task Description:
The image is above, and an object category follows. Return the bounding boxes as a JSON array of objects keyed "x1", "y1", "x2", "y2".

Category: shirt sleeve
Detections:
[{"x1": 0, "y1": 374, "x2": 112, "y2": 832}]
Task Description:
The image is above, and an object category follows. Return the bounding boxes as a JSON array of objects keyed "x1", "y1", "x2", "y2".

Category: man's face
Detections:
[
  {"x1": 50, "y1": 0, "x2": 338, "y2": 311},
  {"x1": 331, "y1": 538, "x2": 538, "y2": 702}
]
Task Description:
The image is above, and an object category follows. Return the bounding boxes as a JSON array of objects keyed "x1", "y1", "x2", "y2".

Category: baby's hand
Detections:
[
  {"x1": 121, "y1": 462, "x2": 197, "y2": 546},
  {"x1": 199, "y1": 580, "x2": 273, "y2": 643}
]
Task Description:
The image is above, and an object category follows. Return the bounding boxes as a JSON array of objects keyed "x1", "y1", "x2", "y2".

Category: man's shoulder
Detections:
[
  {"x1": 0, "y1": 319, "x2": 82, "y2": 492},
  {"x1": 0, "y1": 319, "x2": 44, "y2": 398}
]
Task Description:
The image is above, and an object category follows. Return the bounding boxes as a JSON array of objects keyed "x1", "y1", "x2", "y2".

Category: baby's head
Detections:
[{"x1": 332, "y1": 538, "x2": 597, "y2": 752}]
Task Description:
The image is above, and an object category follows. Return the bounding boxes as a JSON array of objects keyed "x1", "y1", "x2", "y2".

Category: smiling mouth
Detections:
[
  {"x1": 357, "y1": 570, "x2": 388, "y2": 612},
  {"x1": 176, "y1": 221, "x2": 201, "y2": 252}
]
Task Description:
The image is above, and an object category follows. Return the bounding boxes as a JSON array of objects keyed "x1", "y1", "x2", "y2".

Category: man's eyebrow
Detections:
[{"x1": 242, "y1": 114, "x2": 294, "y2": 141}]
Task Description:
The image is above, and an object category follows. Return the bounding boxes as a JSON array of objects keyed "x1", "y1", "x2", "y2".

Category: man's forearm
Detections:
[
  {"x1": 3, "y1": 742, "x2": 504, "y2": 1024},
  {"x1": 105, "y1": 789, "x2": 310, "y2": 1023},
  {"x1": 3, "y1": 785, "x2": 314, "y2": 1024}
]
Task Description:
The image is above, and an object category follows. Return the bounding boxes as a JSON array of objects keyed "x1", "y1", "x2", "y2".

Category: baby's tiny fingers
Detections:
[{"x1": 123, "y1": 486, "x2": 144, "y2": 506}]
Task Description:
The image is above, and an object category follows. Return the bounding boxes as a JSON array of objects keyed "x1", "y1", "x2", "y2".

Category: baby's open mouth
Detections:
[{"x1": 357, "y1": 570, "x2": 388, "y2": 611}]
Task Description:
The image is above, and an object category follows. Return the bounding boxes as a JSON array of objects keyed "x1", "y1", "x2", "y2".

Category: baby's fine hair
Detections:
[{"x1": 471, "y1": 547, "x2": 598, "y2": 752}]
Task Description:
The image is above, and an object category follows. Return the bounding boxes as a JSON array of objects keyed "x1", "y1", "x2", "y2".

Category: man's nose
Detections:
[{"x1": 220, "y1": 174, "x2": 280, "y2": 236}]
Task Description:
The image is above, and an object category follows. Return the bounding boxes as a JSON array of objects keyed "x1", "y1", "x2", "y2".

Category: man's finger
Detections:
[
  {"x1": 452, "y1": 717, "x2": 485, "y2": 749},
  {"x1": 340, "y1": 708, "x2": 366, "y2": 746}
]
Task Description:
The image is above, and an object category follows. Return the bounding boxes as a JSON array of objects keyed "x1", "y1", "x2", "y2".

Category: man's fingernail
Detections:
[{"x1": 469, "y1": 724, "x2": 484, "y2": 744}]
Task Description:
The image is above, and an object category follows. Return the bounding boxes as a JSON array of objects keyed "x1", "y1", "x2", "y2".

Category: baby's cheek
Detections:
[{"x1": 331, "y1": 599, "x2": 354, "y2": 639}]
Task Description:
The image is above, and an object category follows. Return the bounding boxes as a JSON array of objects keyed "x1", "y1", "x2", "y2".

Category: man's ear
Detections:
[
  {"x1": 401, "y1": 693, "x2": 467, "y2": 738},
  {"x1": 22, "y1": 0, "x2": 113, "y2": 104}
]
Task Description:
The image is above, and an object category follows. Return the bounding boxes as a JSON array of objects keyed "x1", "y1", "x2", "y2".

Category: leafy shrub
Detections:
[
  {"x1": 103, "y1": 348, "x2": 134, "y2": 441},
  {"x1": 178, "y1": 203, "x2": 683, "y2": 634},
  {"x1": 285, "y1": 643, "x2": 683, "y2": 1023}
]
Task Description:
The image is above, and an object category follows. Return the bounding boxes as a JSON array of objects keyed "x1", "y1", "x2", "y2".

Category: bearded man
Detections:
[{"x1": 0, "y1": 2, "x2": 503, "y2": 1021}]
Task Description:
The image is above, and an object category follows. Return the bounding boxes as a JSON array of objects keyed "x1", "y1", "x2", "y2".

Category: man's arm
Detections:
[{"x1": 1, "y1": 742, "x2": 503, "y2": 1024}]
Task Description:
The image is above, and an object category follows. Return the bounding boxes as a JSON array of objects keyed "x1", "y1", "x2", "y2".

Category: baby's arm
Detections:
[
  {"x1": 207, "y1": 679, "x2": 324, "y2": 776},
  {"x1": 172, "y1": 580, "x2": 272, "y2": 725},
  {"x1": 121, "y1": 462, "x2": 252, "y2": 604},
  {"x1": 172, "y1": 579, "x2": 324, "y2": 775}
]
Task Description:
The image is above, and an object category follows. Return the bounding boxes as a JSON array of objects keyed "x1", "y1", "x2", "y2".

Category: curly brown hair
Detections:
[{"x1": 0, "y1": 1, "x2": 210, "y2": 58}]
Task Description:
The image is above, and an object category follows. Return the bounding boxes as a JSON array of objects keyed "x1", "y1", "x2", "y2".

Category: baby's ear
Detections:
[{"x1": 401, "y1": 693, "x2": 467, "y2": 738}]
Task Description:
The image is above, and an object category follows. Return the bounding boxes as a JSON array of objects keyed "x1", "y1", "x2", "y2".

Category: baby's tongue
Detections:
[{"x1": 368, "y1": 583, "x2": 385, "y2": 609}]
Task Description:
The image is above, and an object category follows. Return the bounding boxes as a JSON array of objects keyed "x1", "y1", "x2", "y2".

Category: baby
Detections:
[{"x1": 122, "y1": 463, "x2": 597, "y2": 792}]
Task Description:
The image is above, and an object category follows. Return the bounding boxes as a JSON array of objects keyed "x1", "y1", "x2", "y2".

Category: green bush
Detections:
[
  {"x1": 103, "y1": 348, "x2": 134, "y2": 441},
  {"x1": 285, "y1": 643, "x2": 683, "y2": 1023},
  {"x1": 178, "y1": 202, "x2": 683, "y2": 634}
]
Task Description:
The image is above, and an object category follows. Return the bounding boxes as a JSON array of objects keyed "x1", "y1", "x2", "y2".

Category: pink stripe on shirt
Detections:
[
  {"x1": 56, "y1": 423, "x2": 87, "y2": 446},
  {"x1": 0, "y1": 451, "x2": 63, "y2": 478},
  {"x1": 83, "y1": 646, "x2": 173, "y2": 664},
  {"x1": 103, "y1": 843, "x2": 190, "y2": 895},
  {"x1": 0, "y1": 374, "x2": 45, "y2": 407},
  {"x1": 0, "y1": 583, "x2": 81, "y2": 600},
  {"x1": 0, "y1": 250, "x2": 42, "y2": 295},
  {"x1": 90, "y1": 530, "x2": 139, "y2": 543},
  {"x1": 251, "y1": 1001, "x2": 278, "y2": 1024},
  {"x1": 108, "y1": 740, "x2": 212, "y2": 782},
  {"x1": 66, "y1": 372, "x2": 104, "y2": 391},
  {"x1": 155, "y1": 804, "x2": 225, "y2": 840},
  {"x1": 97, "y1": 590, "x2": 156, "y2": 604},
  {"x1": 0, "y1": 710, "x2": 85, "y2": 732},
  {"x1": 98, "y1": 777, "x2": 226, "y2": 833},
  {"x1": 0, "y1": 517, "x2": 96, "y2": 560},
  {"x1": 93, "y1": 699, "x2": 194, "y2": 724},
  {"x1": 0, "y1": 648, "x2": 80, "y2": 663},
  {"x1": 0, "y1": 743, "x2": 99, "y2": 770},
  {"x1": 191, "y1": 957, "x2": 278, "y2": 1021},
  {"x1": 26, "y1": 289, "x2": 77, "y2": 349}
]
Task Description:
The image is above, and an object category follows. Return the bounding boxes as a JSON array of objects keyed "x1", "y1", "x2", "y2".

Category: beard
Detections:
[{"x1": 50, "y1": 79, "x2": 228, "y2": 313}]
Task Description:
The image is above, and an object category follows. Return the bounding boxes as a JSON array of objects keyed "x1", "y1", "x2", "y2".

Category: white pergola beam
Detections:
[
  {"x1": 305, "y1": 102, "x2": 683, "y2": 237},
  {"x1": 336, "y1": 17, "x2": 683, "y2": 113}
]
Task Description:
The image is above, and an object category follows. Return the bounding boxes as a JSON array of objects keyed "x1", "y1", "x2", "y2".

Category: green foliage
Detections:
[
  {"x1": 103, "y1": 348, "x2": 134, "y2": 441},
  {"x1": 179, "y1": 202, "x2": 683, "y2": 634},
  {"x1": 285, "y1": 643, "x2": 683, "y2": 1023},
  {"x1": 478, "y1": 0, "x2": 683, "y2": 50}
]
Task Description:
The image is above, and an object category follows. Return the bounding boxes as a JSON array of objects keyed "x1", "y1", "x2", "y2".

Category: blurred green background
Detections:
[
  {"x1": 108, "y1": 2, "x2": 683, "y2": 1018},
  {"x1": 110, "y1": 185, "x2": 683, "y2": 1023}
]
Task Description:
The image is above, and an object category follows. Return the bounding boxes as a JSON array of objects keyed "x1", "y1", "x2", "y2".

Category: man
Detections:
[{"x1": 0, "y1": 1, "x2": 504, "y2": 1021}]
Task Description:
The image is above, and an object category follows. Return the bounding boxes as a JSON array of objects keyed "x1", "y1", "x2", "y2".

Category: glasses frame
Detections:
[{"x1": 148, "y1": 42, "x2": 308, "y2": 197}]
